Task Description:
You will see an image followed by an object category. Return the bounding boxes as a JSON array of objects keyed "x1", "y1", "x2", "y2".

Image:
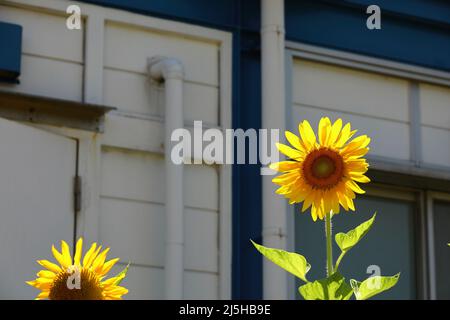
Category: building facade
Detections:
[{"x1": 0, "y1": 0, "x2": 449, "y2": 300}]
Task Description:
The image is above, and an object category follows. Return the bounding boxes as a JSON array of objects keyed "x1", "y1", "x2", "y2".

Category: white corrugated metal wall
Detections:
[{"x1": 291, "y1": 57, "x2": 450, "y2": 166}]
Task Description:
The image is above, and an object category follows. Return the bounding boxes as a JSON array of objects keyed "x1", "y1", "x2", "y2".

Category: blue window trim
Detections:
[
  {"x1": 286, "y1": 0, "x2": 450, "y2": 72},
  {"x1": 325, "y1": 0, "x2": 450, "y2": 27},
  {"x1": 80, "y1": 0, "x2": 239, "y2": 30},
  {"x1": 77, "y1": 0, "x2": 450, "y2": 299},
  {"x1": 0, "y1": 22, "x2": 22, "y2": 83},
  {"x1": 232, "y1": 28, "x2": 263, "y2": 299}
]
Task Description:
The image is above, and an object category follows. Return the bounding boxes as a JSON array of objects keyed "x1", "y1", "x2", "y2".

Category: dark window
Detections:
[
  {"x1": 433, "y1": 200, "x2": 450, "y2": 299},
  {"x1": 295, "y1": 192, "x2": 417, "y2": 299}
]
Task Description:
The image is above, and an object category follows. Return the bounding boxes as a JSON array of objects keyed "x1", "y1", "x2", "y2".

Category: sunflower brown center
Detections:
[
  {"x1": 49, "y1": 267, "x2": 104, "y2": 300},
  {"x1": 303, "y1": 148, "x2": 345, "y2": 189}
]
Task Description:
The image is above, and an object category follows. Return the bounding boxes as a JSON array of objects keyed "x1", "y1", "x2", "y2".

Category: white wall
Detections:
[
  {"x1": 101, "y1": 20, "x2": 223, "y2": 299},
  {"x1": 0, "y1": 5, "x2": 83, "y2": 100},
  {"x1": 291, "y1": 55, "x2": 450, "y2": 171},
  {"x1": 420, "y1": 83, "x2": 450, "y2": 167},
  {"x1": 292, "y1": 59, "x2": 411, "y2": 161},
  {"x1": 0, "y1": 0, "x2": 232, "y2": 300}
]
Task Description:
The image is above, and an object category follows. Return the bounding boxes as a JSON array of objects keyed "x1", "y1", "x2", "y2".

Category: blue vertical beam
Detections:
[
  {"x1": 231, "y1": 0, "x2": 263, "y2": 300},
  {"x1": 232, "y1": 29, "x2": 263, "y2": 299},
  {"x1": 0, "y1": 22, "x2": 22, "y2": 82}
]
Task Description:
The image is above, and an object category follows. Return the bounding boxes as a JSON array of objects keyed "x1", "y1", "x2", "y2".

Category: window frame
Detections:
[{"x1": 426, "y1": 191, "x2": 450, "y2": 299}]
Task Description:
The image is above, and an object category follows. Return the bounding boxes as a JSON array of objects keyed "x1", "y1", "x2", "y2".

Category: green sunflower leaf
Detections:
[
  {"x1": 251, "y1": 240, "x2": 310, "y2": 283},
  {"x1": 350, "y1": 273, "x2": 400, "y2": 300},
  {"x1": 335, "y1": 213, "x2": 376, "y2": 253},
  {"x1": 113, "y1": 262, "x2": 130, "y2": 286},
  {"x1": 299, "y1": 272, "x2": 353, "y2": 300}
]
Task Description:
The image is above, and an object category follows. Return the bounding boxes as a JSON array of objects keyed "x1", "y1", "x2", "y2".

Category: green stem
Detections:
[
  {"x1": 325, "y1": 211, "x2": 334, "y2": 277},
  {"x1": 334, "y1": 252, "x2": 345, "y2": 272}
]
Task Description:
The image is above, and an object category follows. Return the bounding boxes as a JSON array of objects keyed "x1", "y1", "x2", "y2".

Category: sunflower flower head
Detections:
[
  {"x1": 27, "y1": 238, "x2": 128, "y2": 300},
  {"x1": 270, "y1": 117, "x2": 370, "y2": 221}
]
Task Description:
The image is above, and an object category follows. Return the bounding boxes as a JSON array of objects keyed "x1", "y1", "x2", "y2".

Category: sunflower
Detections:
[
  {"x1": 270, "y1": 117, "x2": 370, "y2": 221},
  {"x1": 27, "y1": 238, "x2": 128, "y2": 300}
]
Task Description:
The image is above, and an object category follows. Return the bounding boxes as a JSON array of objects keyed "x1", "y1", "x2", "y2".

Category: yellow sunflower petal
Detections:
[
  {"x1": 272, "y1": 171, "x2": 299, "y2": 185},
  {"x1": 74, "y1": 238, "x2": 83, "y2": 266},
  {"x1": 336, "y1": 192, "x2": 349, "y2": 211},
  {"x1": 318, "y1": 117, "x2": 332, "y2": 146},
  {"x1": 99, "y1": 258, "x2": 120, "y2": 276},
  {"x1": 285, "y1": 131, "x2": 306, "y2": 153},
  {"x1": 288, "y1": 184, "x2": 309, "y2": 204},
  {"x1": 60, "y1": 240, "x2": 72, "y2": 267},
  {"x1": 331, "y1": 193, "x2": 340, "y2": 214},
  {"x1": 82, "y1": 242, "x2": 98, "y2": 267},
  {"x1": 269, "y1": 161, "x2": 300, "y2": 172},
  {"x1": 33, "y1": 278, "x2": 53, "y2": 290},
  {"x1": 275, "y1": 185, "x2": 290, "y2": 195},
  {"x1": 347, "y1": 197, "x2": 355, "y2": 211},
  {"x1": 51, "y1": 245, "x2": 67, "y2": 269},
  {"x1": 103, "y1": 286, "x2": 128, "y2": 295},
  {"x1": 335, "y1": 123, "x2": 356, "y2": 148},
  {"x1": 310, "y1": 210, "x2": 318, "y2": 221},
  {"x1": 101, "y1": 276, "x2": 120, "y2": 287},
  {"x1": 36, "y1": 282, "x2": 52, "y2": 290},
  {"x1": 92, "y1": 248, "x2": 110, "y2": 272},
  {"x1": 349, "y1": 173, "x2": 370, "y2": 183},
  {"x1": 315, "y1": 194, "x2": 326, "y2": 220},
  {"x1": 347, "y1": 180, "x2": 365, "y2": 194},
  {"x1": 37, "y1": 270, "x2": 56, "y2": 279},
  {"x1": 328, "y1": 118, "x2": 343, "y2": 146},
  {"x1": 311, "y1": 203, "x2": 324, "y2": 221},
  {"x1": 342, "y1": 135, "x2": 371, "y2": 153},
  {"x1": 37, "y1": 259, "x2": 62, "y2": 274},
  {"x1": 36, "y1": 277, "x2": 53, "y2": 284},
  {"x1": 85, "y1": 245, "x2": 103, "y2": 268},
  {"x1": 345, "y1": 147, "x2": 370, "y2": 158},
  {"x1": 301, "y1": 193, "x2": 314, "y2": 212},
  {"x1": 299, "y1": 120, "x2": 317, "y2": 150},
  {"x1": 36, "y1": 291, "x2": 49, "y2": 300},
  {"x1": 276, "y1": 143, "x2": 304, "y2": 160},
  {"x1": 347, "y1": 160, "x2": 369, "y2": 173},
  {"x1": 84, "y1": 245, "x2": 102, "y2": 269}
]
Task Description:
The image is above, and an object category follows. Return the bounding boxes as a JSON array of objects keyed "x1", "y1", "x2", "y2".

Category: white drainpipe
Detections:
[
  {"x1": 148, "y1": 56, "x2": 185, "y2": 299},
  {"x1": 261, "y1": 0, "x2": 288, "y2": 299}
]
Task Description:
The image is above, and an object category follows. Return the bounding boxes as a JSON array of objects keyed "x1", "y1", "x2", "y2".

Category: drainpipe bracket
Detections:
[{"x1": 147, "y1": 56, "x2": 184, "y2": 82}]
